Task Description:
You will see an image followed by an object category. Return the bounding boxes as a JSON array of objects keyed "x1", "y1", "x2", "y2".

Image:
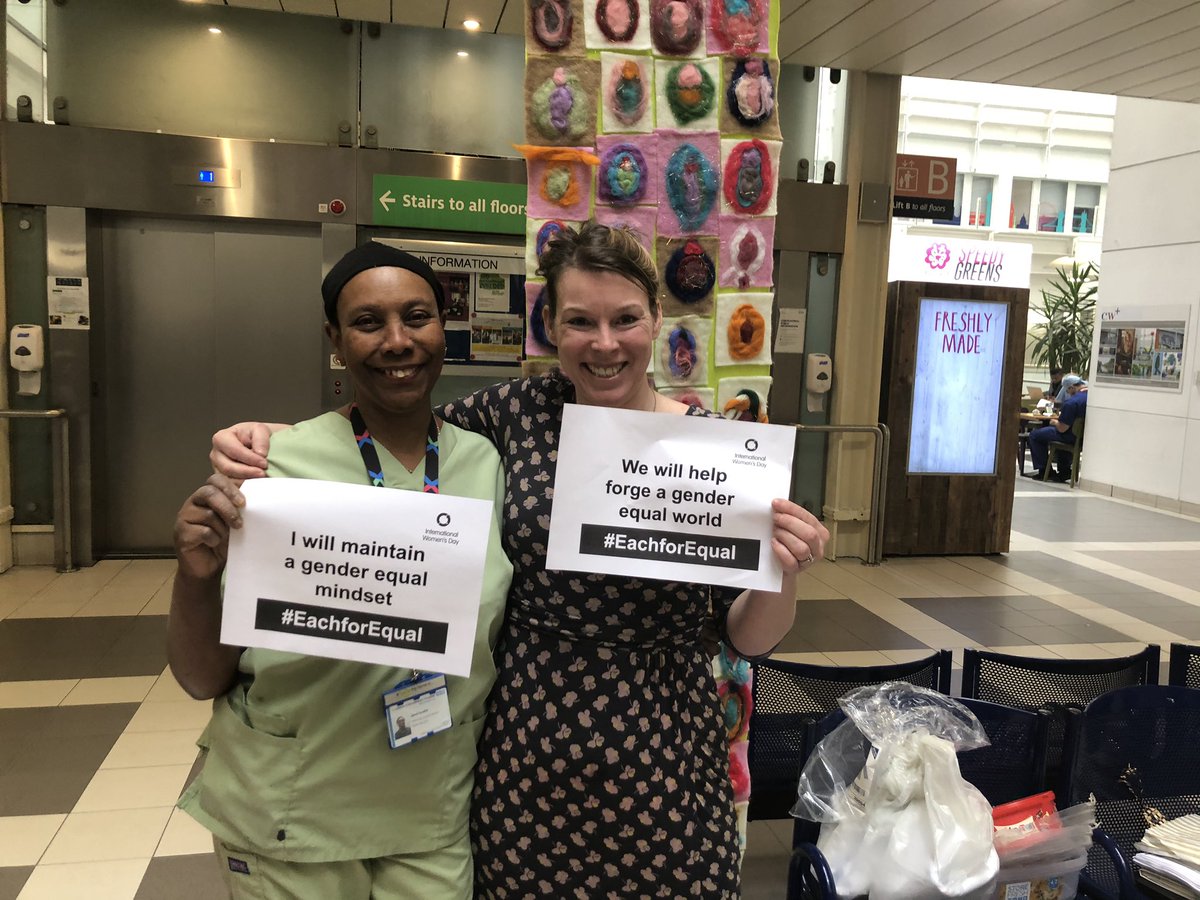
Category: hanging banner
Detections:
[{"x1": 889, "y1": 234, "x2": 1032, "y2": 290}]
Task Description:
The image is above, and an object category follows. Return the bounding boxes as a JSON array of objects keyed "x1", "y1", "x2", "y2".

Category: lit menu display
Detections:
[{"x1": 907, "y1": 298, "x2": 1009, "y2": 475}]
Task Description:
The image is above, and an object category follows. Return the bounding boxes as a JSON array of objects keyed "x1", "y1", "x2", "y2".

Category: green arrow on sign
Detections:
[{"x1": 372, "y1": 175, "x2": 527, "y2": 235}]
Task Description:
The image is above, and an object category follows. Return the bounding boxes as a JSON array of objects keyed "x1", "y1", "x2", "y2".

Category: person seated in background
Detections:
[
  {"x1": 1024, "y1": 374, "x2": 1088, "y2": 481},
  {"x1": 1047, "y1": 367, "x2": 1064, "y2": 403}
]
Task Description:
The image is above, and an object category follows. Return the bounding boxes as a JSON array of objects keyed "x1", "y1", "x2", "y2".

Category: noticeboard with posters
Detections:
[{"x1": 1094, "y1": 305, "x2": 1188, "y2": 391}]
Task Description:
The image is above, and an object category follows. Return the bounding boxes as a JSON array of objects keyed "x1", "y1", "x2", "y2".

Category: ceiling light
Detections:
[
  {"x1": 463, "y1": 18, "x2": 480, "y2": 30},
  {"x1": 457, "y1": 50, "x2": 469, "y2": 57},
  {"x1": 208, "y1": 26, "x2": 222, "y2": 34}
]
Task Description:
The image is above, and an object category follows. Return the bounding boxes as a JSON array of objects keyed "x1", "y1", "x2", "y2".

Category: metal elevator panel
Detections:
[{"x1": 96, "y1": 215, "x2": 323, "y2": 554}]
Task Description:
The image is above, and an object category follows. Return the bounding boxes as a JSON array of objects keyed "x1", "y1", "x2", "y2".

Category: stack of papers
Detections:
[{"x1": 1135, "y1": 815, "x2": 1200, "y2": 897}]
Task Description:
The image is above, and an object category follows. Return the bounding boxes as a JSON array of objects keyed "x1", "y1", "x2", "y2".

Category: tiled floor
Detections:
[{"x1": 2, "y1": 483, "x2": 1199, "y2": 899}]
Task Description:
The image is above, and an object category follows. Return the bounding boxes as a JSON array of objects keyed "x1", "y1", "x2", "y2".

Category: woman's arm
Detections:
[
  {"x1": 210, "y1": 422, "x2": 290, "y2": 480},
  {"x1": 167, "y1": 475, "x2": 247, "y2": 699},
  {"x1": 724, "y1": 498, "x2": 829, "y2": 658}
]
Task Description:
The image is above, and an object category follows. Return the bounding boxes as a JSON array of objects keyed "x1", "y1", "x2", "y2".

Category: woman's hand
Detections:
[
  {"x1": 769, "y1": 498, "x2": 829, "y2": 574},
  {"x1": 175, "y1": 474, "x2": 246, "y2": 582},
  {"x1": 210, "y1": 422, "x2": 286, "y2": 480}
]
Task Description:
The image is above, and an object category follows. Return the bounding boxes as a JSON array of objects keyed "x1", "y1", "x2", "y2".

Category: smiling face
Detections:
[
  {"x1": 326, "y1": 267, "x2": 446, "y2": 421},
  {"x1": 544, "y1": 266, "x2": 662, "y2": 409}
]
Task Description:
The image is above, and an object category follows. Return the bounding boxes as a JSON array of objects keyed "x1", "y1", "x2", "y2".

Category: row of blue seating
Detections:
[{"x1": 747, "y1": 642, "x2": 1200, "y2": 899}]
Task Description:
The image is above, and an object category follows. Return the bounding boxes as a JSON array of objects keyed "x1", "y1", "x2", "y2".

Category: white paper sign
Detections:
[
  {"x1": 546, "y1": 405, "x2": 795, "y2": 591},
  {"x1": 222, "y1": 478, "x2": 494, "y2": 676}
]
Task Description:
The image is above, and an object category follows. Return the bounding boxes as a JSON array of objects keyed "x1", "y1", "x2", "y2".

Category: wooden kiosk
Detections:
[{"x1": 879, "y1": 235, "x2": 1032, "y2": 555}]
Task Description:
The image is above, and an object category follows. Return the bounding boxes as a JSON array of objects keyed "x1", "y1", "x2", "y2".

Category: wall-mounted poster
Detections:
[
  {"x1": 1094, "y1": 305, "x2": 1187, "y2": 391},
  {"x1": 907, "y1": 298, "x2": 1009, "y2": 476}
]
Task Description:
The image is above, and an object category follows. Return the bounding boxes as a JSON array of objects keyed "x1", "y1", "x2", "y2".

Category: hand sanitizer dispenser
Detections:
[
  {"x1": 9, "y1": 324, "x2": 44, "y2": 396},
  {"x1": 806, "y1": 352, "x2": 832, "y2": 412}
]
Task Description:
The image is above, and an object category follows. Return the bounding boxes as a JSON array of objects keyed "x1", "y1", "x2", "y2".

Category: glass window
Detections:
[
  {"x1": 1073, "y1": 183, "x2": 1100, "y2": 234},
  {"x1": 968, "y1": 175, "x2": 993, "y2": 226},
  {"x1": 1011, "y1": 178, "x2": 1034, "y2": 229},
  {"x1": 932, "y1": 173, "x2": 965, "y2": 225},
  {"x1": 1038, "y1": 180, "x2": 1067, "y2": 232}
]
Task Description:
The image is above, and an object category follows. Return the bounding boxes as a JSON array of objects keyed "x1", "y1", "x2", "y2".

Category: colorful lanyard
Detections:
[{"x1": 348, "y1": 403, "x2": 439, "y2": 493}]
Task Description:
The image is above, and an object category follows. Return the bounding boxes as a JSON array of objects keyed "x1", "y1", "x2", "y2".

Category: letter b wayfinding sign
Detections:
[{"x1": 893, "y1": 155, "x2": 957, "y2": 220}]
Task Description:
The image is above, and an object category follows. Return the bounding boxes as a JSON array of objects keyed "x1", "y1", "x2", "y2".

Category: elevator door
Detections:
[{"x1": 97, "y1": 216, "x2": 324, "y2": 554}]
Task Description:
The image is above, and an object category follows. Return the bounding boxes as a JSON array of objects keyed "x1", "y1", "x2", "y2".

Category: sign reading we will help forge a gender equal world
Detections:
[
  {"x1": 546, "y1": 406, "x2": 795, "y2": 592},
  {"x1": 222, "y1": 478, "x2": 494, "y2": 676}
]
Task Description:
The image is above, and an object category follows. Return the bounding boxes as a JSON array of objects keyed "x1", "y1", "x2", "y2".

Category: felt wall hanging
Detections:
[
  {"x1": 596, "y1": 134, "x2": 658, "y2": 207},
  {"x1": 527, "y1": 0, "x2": 586, "y2": 55},
  {"x1": 656, "y1": 234, "x2": 717, "y2": 315},
  {"x1": 524, "y1": 56, "x2": 600, "y2": 146},
  {"x1": 649, "y1": 0, "x2": 705, "y2": 57},
  {"x1": 720, "y1": 56, "x2": 780, "y2": 138},
  {"x1": 655, "y1": 57, "x2": 720, "y2": 131},
  {"x1": 655, "y1": 315, "x2": 711, "y2": 387},
  {"x1": 518, "y1": 145, "x2": 600, "y2": 220},
  {"x1": 720, "y1": 137, "x2": 781, "y2": 216},
  {"x1": 525, "y1": 281, "x2": 558, "y2": 357},
  {"x1": 717, "y1": 376, "x2": 771, "y2": 421},
  {"x1": 660, "y1": 385, "x2": 715, "y2": 409},
  {"x1": 657, "y1": 130, "x2": 720, "y2": 237},
  {"x1": 716, "y1": 292, "x2": 773, "y2": 366},
  {"x1": 718, "y1": 216, "x2": 773, "y2": 289},
  {"x1": 594, "y1": 204, "x2": 657, "y2": 256},
  {"x1": 600, "y1": 53, "x2": 654, "y2": 132},
  {"x1": 585, "y1": 0, "x2": 651, "y2": 49},
  {"x1": 525, "y1": 217, "x2": 582, "y2": 279},
  {"x1": 706, "y1": 0, "x2": 767, "y2": 57}
]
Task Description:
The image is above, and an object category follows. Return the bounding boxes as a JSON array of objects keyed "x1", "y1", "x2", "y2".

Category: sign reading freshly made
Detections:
[
  {"x1": 893, "y1": 154, "x2": 957, "y2": 220},
  {"x1": 888, "y1": 234, "x2": 1033, "y2": 290},
  {"x1": 546, "y1": 406, "x2": 795, "y2": 591},
  {"x1": 222, "y1": 478, "x2": 494, "y2": 676},
  {"x1": 372, "y1": 174, "x2": 527, "y2": 234}
]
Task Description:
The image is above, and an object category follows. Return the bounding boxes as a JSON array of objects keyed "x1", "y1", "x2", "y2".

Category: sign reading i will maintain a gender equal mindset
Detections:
[
  {"x1": 546, "y1": 405, "x2": 795, "y2": 592},
  {"x1": 221, "y1": 478, "x2": 494, "y2": 676}
]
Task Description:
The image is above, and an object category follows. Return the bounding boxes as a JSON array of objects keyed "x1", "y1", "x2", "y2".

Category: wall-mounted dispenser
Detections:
[
  {"x1": 9, "y1": 324, "x2": 44, "y2": 396},
  {"x1": 806, "y1": 352, "x2": 831, "y2": 412}
]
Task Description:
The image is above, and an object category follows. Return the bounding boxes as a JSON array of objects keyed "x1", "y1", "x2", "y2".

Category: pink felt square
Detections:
[{"x1": 718, "y1": 216, "x2": 774, "y2": 289}]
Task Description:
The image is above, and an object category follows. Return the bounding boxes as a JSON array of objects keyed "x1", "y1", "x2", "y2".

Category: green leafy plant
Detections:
[{"x1": 1029, "y1": 261, "x2": 1098, "y2": 379}]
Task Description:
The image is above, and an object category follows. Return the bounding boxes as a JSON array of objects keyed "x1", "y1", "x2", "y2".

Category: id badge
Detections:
[{"x1": 383, "y1": 673, "x2": 452, "y2": 749}]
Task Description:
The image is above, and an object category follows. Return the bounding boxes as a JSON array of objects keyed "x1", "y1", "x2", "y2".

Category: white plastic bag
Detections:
[{"x1": 793, "y1": 683, "x2": 999, "y2": 899}]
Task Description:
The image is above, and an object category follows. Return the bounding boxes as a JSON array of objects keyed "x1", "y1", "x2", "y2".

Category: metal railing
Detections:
[
  {"x1": 794, "y1": 423, "x2": 890, "y2": 566},
  {"x1": 0, "y1": 408, "x2": 75, "y2": 572}
]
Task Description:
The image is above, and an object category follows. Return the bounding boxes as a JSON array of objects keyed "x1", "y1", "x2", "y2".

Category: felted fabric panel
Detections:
[
  {"x1": 705, "y1": 0, "x2": 768, "y2": 57},
  {"x1": 524, "y1": 281, "x2": 558, "y2": 358},
  {"x1": 718, "y1": 216, "x2": 774, "y2": 289},
  {"x1": 594, "y1": 204, "x2": 657, "y2": 256},
  {"x1": 715, "y1": 292, "x2": 773, "y2": 367},
  {"x1": 720, "y1": 137, "x2": 781, "y2": 217},
  {"x1": 657, "y1": 130, "x2": 721, "y2": 238},
  {"x1": 649, "y1": 0, "x2": 706, "y2": 57},
  {"x1": 656, "y1": 234, "x2": 717, "y2": 316},
  {"x1": 584, "y1": 0, "x2": 652, "y2": 50},
  {"x1": 520, "y1": 145, "x2": 598, "y2": 220},
  {"x1": 654, "y1": 314, "x2": 711, "y2": 387},
  {"x1": 659, "y1": 385, "x2": 715, "y2": 410},
  {"x1": 595, "y1": 133, "x2": 659, "y2": 208},
  {"x1": 717, "y1": 376, "x2": 772, "y2": 421},
  {"x1": 719, "y1": 56, "x2": 780, "y2": 139},
  {"x1": 526, "y1": 0, "x2": 587, "y2": 55},
  {"x1": 524, "y1": 56, "x2": 600, "y2": 147},
  {"x1": 525, "y1": 217, "x2": 584, "y2": 280},
  {"x1": 600, "y1": 53, "x2": 655, "y2": 133},
  {"x1": 654, "y1": 57, "x2": 721, "y2": 131}
]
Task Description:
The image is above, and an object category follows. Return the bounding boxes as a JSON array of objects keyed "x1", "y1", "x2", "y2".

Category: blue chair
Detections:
[
  {"x1": 1062, "y1": 685, "x2": 1200, "y2": 899},
  {"x1": 1168, "y1": 642, "x2": 1200, "y2": 688},
  {"x1": 961, "y1": 646, "x2": 1160, "y2": 798},
  {"x1": 747, "y1": 651, "x2": 952, "y2": 821}
]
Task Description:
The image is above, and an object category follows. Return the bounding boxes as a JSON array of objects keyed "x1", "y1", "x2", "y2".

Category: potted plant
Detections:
[{"x1": 1029, "y1": 261, "x2": 1098, "y2": 379}]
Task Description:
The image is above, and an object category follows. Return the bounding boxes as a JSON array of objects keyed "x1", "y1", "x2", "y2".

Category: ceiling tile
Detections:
[
  {"x1": 834, "y1": 0, "x2": 987, "y2": 72},
  {"x1": 497, "y1": 1, "x2": 521, "y2": 35},
  {"x1": 805, "y1": 0, "x2": 935, "y2": 70},
  {"x1": 336, "y1": 0, "x2": 390, "y2": 21},
  {"x1": 875, "y1": 0, "x2": 1050, "y2": 75},
  {"x1": 391, "y1": 0, "x2": 448, "y2": 28},
  {"x1": 229, "y1": 0, "x2": 285, "y2": 9},
  {"x1": 446, "y1": 0, "x2": 505, "y2": 33},
  {"x1": 1078, "y1": 45, "x2": 1200, "y2": 95},
  {"x1": 780, "y1": 0, "x2": 873, "y2": 63},
  {"x1": 281, "y1": 0, "x2": 337, "y2": 15}
]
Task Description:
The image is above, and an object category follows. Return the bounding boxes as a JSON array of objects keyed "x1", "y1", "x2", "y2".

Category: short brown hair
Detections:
[{"x1": 537, "y1": 221, "x2": 659, "y2": 319}]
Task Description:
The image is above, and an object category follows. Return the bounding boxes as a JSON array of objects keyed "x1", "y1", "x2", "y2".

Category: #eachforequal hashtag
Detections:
[
  {"x1": 603, "y1": 532, "x2": 617, "y2": 548},
  {"x1": 280, "y1": 607, "x2": 296, "y2": 625}
]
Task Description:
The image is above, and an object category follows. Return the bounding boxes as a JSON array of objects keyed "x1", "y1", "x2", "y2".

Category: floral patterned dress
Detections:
[{"x1": 440, "y1": 371, "x2": 742, "y2": 899}]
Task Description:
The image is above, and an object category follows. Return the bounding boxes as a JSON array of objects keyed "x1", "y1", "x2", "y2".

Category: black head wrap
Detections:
[{"x1": 321, "y1": 243, "x2": 446, "y2": 326}]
